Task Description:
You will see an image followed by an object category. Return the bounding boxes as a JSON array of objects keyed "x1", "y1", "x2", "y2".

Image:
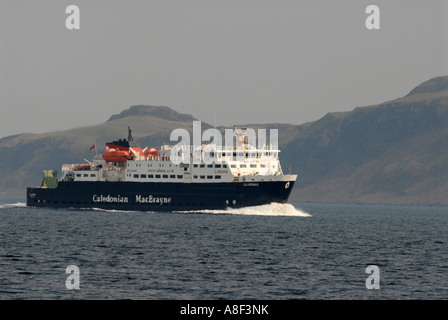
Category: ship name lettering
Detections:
[
  {"x1": 135, "y1": 194, "x2": 172, "y2": 205},
  {"x1": 92, "y1": 194, "x2": 129, "y2": 203},
  {"x1": 243, "y1": 183, "x2": 259, "y2": 187}
]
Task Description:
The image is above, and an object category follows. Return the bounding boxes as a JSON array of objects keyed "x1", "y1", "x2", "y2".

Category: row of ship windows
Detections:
[
  {"x1": 130, "y1": 163, "x2": 230, "y2": 168},
  {"x1": 74, "y1": 165, "x2": 267, "y2": 178},
  {"x1": 128, "y1": 174, "x2": 222, "y2": 180},
  {"x1": 193, "y1": 164, "x2": 265, "y2": 168},
  {"x1": 230, "y1": 164, "x2": 266, "y2": 168},
  {"x1": 177, "y1": 151, "x2": 276, "y2": 158},
  {"x1": 74, "y1": 173, "x2": 225, "y2": 179},
  {"x1": 128, "y1": 163, "x2": 267, "y2": 169},
  {"x1": 193, "y1": 164, "x2": 227, "y2": 168},
  {"x1": 76, "y1": 173, "x2": 96, "y2": 177}
]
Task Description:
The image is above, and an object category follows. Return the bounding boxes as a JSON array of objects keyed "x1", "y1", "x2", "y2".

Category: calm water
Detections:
[{"x1": 0, "y1": 194, "x2": 447, "y2": 300}]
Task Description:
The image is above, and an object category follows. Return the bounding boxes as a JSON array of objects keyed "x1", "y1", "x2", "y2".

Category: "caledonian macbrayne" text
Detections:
[{"x1": 92, "y1": 194, "x2": 172, "y2": 204}]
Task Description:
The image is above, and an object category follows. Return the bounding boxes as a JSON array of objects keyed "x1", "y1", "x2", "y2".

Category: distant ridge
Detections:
[
  {"x1": 406, "y1": 75, "x2": 448, "y2": 96},
  {"x1": 283, "y1": 75, "x2": 448, "y2": 205},
  {"x1": 108, "y1": 105, "x2": 197, "y2": 122},
  {"x1": 1, "y1": 75, "x2": 448, "y2": 205}
]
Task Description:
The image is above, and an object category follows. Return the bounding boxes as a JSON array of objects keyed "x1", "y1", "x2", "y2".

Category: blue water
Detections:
[{"x1": 0, "y1": 194, "x2": 447, "y2": 300}]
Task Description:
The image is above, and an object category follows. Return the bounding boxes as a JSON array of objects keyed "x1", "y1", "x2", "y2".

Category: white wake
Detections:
[
  {"x1": 178, "y1": 202, "x2": 311, "y2": 217},
  {"x1": 18, "y1": 202, "x2": 310, "y2": 217},
  {"x1": 0, "y1": 202, "x2": 27, "y2": 209}
]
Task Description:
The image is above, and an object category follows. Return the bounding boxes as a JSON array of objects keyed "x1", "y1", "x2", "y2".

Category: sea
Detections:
[{"x1": 0, "y1": 194, "x2": 447, "y2": 301}]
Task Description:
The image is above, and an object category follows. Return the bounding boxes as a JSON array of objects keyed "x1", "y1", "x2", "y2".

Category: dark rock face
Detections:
[{"x1": 284, "y1": 76, "x2": 448, "y2": 205}]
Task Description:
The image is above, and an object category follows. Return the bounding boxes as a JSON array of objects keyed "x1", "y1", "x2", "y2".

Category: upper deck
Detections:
[
  {"x1": 59, "y1": 125, "x2": 296, "y2": 184},
  {"x1": 60, "y1": 142, "x2": 295, "y2": 184}
]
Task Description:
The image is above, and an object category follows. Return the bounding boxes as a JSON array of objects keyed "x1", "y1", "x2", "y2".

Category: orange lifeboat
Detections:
[
  {"x1": 75, "y1": 164, "x2": 91, "y2": 170},
  {"x1": 144, "y1": 147, "x2": 160, "y2": 157},
  {"x1": 102, "y1": 148, "x2": 131, "y2": 163}
]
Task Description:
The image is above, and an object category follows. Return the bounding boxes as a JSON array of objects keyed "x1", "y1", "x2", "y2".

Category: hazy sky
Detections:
[{"x1": 1, "y1": 0, "x2": 447, "y2": 138}]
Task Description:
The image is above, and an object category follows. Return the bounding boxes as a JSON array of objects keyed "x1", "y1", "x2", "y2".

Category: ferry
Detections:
[{"x1": 26, "y1": 126, "x2": 297, "y2": 211}]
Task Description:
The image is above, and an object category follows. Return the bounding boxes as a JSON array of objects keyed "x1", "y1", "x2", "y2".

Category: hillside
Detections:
[
  {"x1": 0, "y1": 107, "x2": 207, "y2": 194},
  {"x1": 1, "y1": 75, "x2": 447, "y2": 205},
  {"x1": 283, "y1": 75, "x2": 448, "y2": 205}
]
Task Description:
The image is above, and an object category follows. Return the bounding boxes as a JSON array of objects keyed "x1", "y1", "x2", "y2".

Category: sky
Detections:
[{"x1": 1, "y1": 0, "x2": 447, "y2": 138}]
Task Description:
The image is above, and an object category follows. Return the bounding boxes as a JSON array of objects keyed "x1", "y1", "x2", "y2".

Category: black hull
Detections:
[{"x1": 26, "y1": 180, "x2": 295, "y2": 212}]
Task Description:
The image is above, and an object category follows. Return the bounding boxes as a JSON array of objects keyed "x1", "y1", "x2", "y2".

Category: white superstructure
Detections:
[{"x1": 60, "y1": 127, "x2": 296, "y2": 185}]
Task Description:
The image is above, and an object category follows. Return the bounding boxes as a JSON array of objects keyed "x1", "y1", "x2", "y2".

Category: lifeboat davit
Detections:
[
  {"x1": 131, "y1": 147, "x2": 145, "y2": 157},
  {"x1": 102, "y1": 148, "x2": 131, "y2": 163},
  {"x1": 144, "y1": 147, "x2": 160, "y2": 157}
]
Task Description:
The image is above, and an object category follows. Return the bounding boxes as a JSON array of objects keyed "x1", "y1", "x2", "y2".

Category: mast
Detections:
[
  {"x1": 128, "y1": 126, "x2": 134, "y2": 142},
  {"x1": 127, "y1": 126, "x2": 140, "y2": 148}
]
